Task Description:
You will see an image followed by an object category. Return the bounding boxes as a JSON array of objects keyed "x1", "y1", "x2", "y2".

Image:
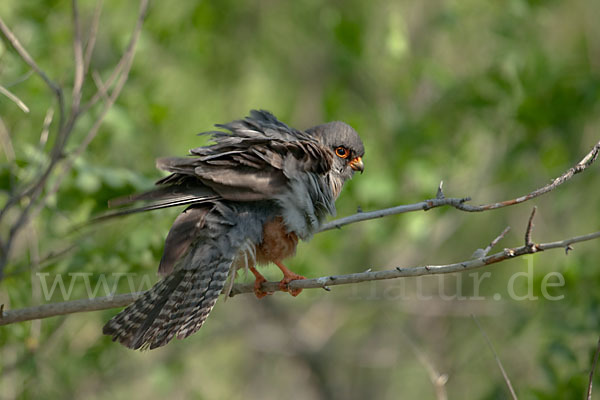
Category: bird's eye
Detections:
[{"x1": 335, "y1": 146, "x2": 350, "y2": 158}]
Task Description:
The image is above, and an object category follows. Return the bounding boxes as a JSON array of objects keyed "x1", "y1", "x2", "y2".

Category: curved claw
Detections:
[
  {"x1": 278, "y1": 274, "x2": 306, "y2": 297},
  {"x1": 274, "y1": 261, "x2": 306, "y2": 297},
  {"x1": 250, "y1": 267, "x2": 273, "y2": 299}
]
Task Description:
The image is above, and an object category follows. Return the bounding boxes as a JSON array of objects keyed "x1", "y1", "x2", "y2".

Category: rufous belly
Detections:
[{"x1": 255, "y1": 216, "x2": 298, "y2": 265}]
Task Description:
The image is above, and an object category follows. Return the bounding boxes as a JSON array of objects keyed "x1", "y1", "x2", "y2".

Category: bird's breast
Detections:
[{"x1": 255, "y1": 216, "x2": 299, "y2": 264}]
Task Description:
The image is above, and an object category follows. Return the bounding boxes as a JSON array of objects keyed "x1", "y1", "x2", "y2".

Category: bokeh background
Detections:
[{"x1": 1, "y1": 0, "x2": 600, "y2": 398}]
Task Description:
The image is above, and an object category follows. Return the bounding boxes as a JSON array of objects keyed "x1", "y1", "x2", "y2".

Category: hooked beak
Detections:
[{"x1": 349, "y1": 156, "x2": 364, "y2": 173}]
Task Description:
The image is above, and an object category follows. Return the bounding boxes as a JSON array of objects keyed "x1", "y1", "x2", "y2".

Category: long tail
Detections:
[{"x1": 102, "y1": 258, "x2": 231, "y2": 350}]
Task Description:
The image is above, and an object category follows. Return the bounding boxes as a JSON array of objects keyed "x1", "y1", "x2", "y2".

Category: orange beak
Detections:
[{"x1": 349, "y1": 156, "x2": 364, "y2": 173}]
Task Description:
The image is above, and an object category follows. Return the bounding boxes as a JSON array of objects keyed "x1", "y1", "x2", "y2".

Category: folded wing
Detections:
[{"x1": 102, "y1": 110, "x2": 333, "y2": 217}]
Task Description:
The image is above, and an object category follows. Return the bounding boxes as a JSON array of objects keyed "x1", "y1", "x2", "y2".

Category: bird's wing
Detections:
[
  {"x1": 157, "y1": 205, "x2": 210, "y2": 276},
  {"x1": 91, "y1": 176, "x2": 219, "y2": 222},
  {"x1": 157, "y1": 110, "x2": 334, "y2": 201},
  {"x1": 96, "y1": 110, "x2": 332, "y2": 221}
]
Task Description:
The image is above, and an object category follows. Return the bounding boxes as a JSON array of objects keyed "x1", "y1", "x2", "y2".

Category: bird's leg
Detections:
[
  {"x1": 249, "y1": 267, "x2": 272, "y2": 299},
  {"x1": 274, "y1": 261, "x2": 305, "y2": 297}
]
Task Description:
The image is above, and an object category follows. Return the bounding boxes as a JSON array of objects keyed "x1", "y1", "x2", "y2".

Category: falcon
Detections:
[{"x1": 102, "y1": 110, "x2": 365, "y2": 349}]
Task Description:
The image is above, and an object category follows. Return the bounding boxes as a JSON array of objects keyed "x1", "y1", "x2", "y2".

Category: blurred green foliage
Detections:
[{"x1": 1, "y1": 0, "x2": 600, "y2": 399}]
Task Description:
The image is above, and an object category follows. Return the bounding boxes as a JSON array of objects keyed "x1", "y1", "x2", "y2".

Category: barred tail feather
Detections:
[
  {"x1": 102, "y1": 259, "x2": 232, "y2": 350},
  {"x1": 102, "y1": 271, "x2": 184, "y2": 349},
  {"x1": 175, "y1": 261, "x2": 230, "y2": 340}
]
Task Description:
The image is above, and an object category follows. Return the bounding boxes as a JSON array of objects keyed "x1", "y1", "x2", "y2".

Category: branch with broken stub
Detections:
[{"x1": 1, "y1": 134, "x2": 600, "y2": 324}]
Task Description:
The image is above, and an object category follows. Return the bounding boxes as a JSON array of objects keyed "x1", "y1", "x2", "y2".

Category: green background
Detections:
[{"x1": 1, "y1": 0, "x2": 600, "y2": 398}]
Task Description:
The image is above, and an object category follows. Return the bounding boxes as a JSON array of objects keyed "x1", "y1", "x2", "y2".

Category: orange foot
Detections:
[
  {"x1": 274, "y1": 261, "x2": 306, "y2": 297},
  {"x1": 250, "y1": 267, "x2": 273, "y2": 299}
]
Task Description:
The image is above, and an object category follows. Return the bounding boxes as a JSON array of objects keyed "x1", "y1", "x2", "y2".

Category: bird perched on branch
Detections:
[{"x1": 102, "y1": 110, "x2": 365, "y2": 349}]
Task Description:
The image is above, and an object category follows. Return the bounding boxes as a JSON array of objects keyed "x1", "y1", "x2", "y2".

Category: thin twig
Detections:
[
  {"x1": 39, "y1": 108, "x2": 54, "y2": 148},
  {"x1": 71, "y1": 0, "x2": 85, "y2": 113},
  {"x1": 80, "y1": 0, "x2": 147, "y2": 114},
  {"x1": 91, "y1": 71, "x2": 110, "y2": 103},
  {"x1": 27, "y1": 227, "x2": 42, "y2": 348},
  {"x1": 0, "y1": 13, "x2": 67, "y2": 271},
  {"x1": 587, "y1": 336, "x2": 600, "y2": 400},
  {"x1": 3, "y1": 70, "x2": 34, "y2": 88},
  {"x1": 0, "y1": 0, "x2": 149, "y2": 277},
  {"x1": 436, "y1": 180, "x2": 445, "y2": 199},
  {"x1": 2, "y1": 228, "x2": 600, "y2": 325},
  {"x1": 486, "y1": 226, "x2": 511, "y2": 255},
  {"x1": 525, "y1": 206, "x2": 537, "y2": 248},
  {"x1": 454, "y1": 141, "x2": 600, "y2": 212},
  {"x1": 0, "y1": 17, "x2": 63, "y2": 102},
  {"x1": 83, "y1": 0, "x2": 103, "y2": 76},
  {"x1": 473, "y1": 226, "x2": 511, "y2": 258},
  {"x1": 319, "y1": 197, "x2": 470, "y2": 232},
  {"x1": 472, "y1": 315, "x2": 518, "y2": 400},
  {"x1": 0, "y1": 117, "x2": 15, "y2": 162},
  {"x1": 29, "y1": 0, "x2": 149, "y2": 223},
  {"x1": 3, "y1": 243, "x2": 78, "y2": 280},
  {"x1": 403, "y1": 333, "x2": 448, "y2": 400},
  {"x1": 0, "y1": 83, "x2": 30, "y2": 113},
  {"x1": 0, "y1": 18, "x2": 64, "y2": 232}
]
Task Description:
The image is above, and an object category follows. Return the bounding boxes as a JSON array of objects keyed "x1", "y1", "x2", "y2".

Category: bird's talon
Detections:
[
  {"x1": 278, "y1": 274, "x2": 305, "y2": 297},
  {"x1": 253, "y1": 276, "x2": 273, "y2": 299},
  {"x1": 250, "y1": 267, "x2": 273, "y2": 299}
]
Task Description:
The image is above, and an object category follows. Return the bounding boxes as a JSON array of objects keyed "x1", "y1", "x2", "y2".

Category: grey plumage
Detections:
[
  {"x1": 104, "y1": 201, "x2": 269, "y2": 350},
  {"x1": 102, "y1": 110, "x2": 364, "y2": 349},
  {"x1": 158, "y1": 206, "x2": 209, "y2": 277}
]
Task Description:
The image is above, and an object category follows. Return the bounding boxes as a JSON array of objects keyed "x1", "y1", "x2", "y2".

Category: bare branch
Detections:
[
  {"x1": 91, "y1": 71, "x2": 110, "y2": 103},
  {"x1": 71, "y1": 0, "x2": 85, "y2": 113},
  {"x1": 319, "y1": 197, "x2": 470, "y2": 232},
  {"x1": 525, "y1": 206, "x2": 537, "y2": 248},
  {"x1": 486, "y1": 226, "x2": 511, "y2": 256},
  {"x1": 3, "y1": 243, "x2": 78, "y2": 280},
  {"x1": 81, "y1": 0, "x2": 148, "y2": 113},
  {"x1": 83, "y1": 0, "x2": 103, "y2": 75},
  {"x1": 0, "y1": 16, "x2": 63, "y2": 104},
  {"x1": 39, "y1": 108, "x2": 54, "y2": 148},
  {"x1": 60, "y1": 0, "x2": 148, "y2": 158},
  {"x1": 403, "y1": 333, "x2": 448, "y2": 400},
  {"x1": 0, "y1": 292, "x2": 141, "y2": 325},
  {"x1": 535, "y1": 230, "x2": 600, "y2": 251},
  {"x1": 587, "y1": 336, "x2": 600, "y2": 400},
  {"x1": 0, "y1": 83, "x2": 30, "y2": 113},
  {"x1": 472, "y1": 226, "x2": 511, "y2": 258},
  {"x1": 3, "y1": 70, "x2": 34, "y2": 88},
  {"x1": 234, "y1": 229, "x2": 600, "y2": 296},
  {"x1": 321, "y1": 140, "x2": 600, "y2": 232},
  {"x1": 0, "y1": 0, "x2": 149, "y2": 276},
  {"x1": 0, "y1": 117, "x2": 15, "y2": 162},
  {"x1": 454, "y1": 140, "x2": 600, "y2": 212},
  {"x1": 472, "y1": 315, "x2": 518, "y2": 400},
  {"x1": 0, "y1": 13, "x2": 67, "y2": 268},
  {"x1": 2, "y1": 228, "x2": 600, "y2": 325},
  {"x1": 29, "y1": 0, "x2": 149, "y2": 223}
]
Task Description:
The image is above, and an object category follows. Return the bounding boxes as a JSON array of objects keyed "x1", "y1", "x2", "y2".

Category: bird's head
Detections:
[
  {"x1": 307, "y1": 121, "x2": 365, "y2": 182},
  {"x1": 307, "y1": 121, "x2": 365, "y2": 181}
]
